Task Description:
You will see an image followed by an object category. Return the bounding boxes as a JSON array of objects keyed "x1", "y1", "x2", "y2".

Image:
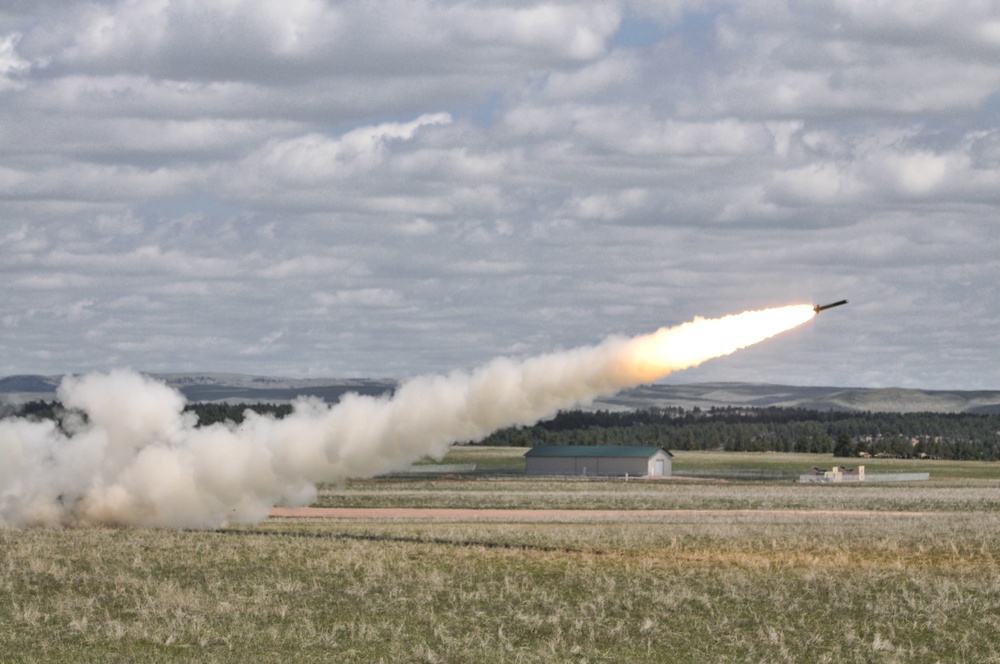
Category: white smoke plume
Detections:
[{"x1": 0, "y1": 305, "x2": 815, "y2": 529}]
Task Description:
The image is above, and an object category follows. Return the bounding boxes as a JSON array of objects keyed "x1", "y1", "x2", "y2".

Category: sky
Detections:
[{"x1": 1, "y1": 1, "x2": 999, "y2": 390}]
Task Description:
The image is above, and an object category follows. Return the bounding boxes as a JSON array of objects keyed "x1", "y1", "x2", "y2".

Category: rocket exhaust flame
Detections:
[{"x1": 0, "y1": 304, "x2": 816, "y2": 529}]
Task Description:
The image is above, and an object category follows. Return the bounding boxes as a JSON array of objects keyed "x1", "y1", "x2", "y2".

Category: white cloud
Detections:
[
  {"x1": 34, "y1": 0, "x2": 342, "y2": 77},
  {"x1": 399, "y1": 218, "x2": 437, "y2": 236},
  {"x1": 259, "y1": 255, "x2": 360, "y2": 279},
  {"x1": 876, "y1": 150, "x2": 956, "y2": 197},
  {"x1": 23, "y1": 1, "x2": 618, "y2": 82},
  {"x1": 12, "y1": 273, "x2": 88, "y2": 291},
  {"x1": 543, "y1": 50, "x2": 639, "y2": 99},
  {"x1": 313, "y1": 288, "x2": 402, "y2": 307},
  {"x1": 568, "y1": 188, "x2": 650, "y2": 221},
  {"x1": 770, "y1": 162, "x2": 861, "y2": 205},
  {"x1": 490, "y1": 3, "x2": 619, "y2": 60},
  {"x1": 231, "y1": 114, "x2": 452, "y2": 193},
  {"x1": 63, "y1": 298, "x2": 95, "y2": 321},
  {"x1": 0, "y1": 32, "x2": 29, "y2": 90}
]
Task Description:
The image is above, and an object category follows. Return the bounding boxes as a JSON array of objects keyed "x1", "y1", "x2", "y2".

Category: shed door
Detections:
[{"x1": 654, "y1": 459, "x2": 665, "y2": 476}]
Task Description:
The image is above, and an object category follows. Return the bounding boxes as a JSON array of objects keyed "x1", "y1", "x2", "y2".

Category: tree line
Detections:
[
  {"x1": 4, "y1": 400, "x2": 1000, "y2": 461},
  {"x1": 470, "y1": 406, "x2": 1000, "y2": 461},
  {"x1": 2, "y1": 400, "x2": 293, "y2": 429}
]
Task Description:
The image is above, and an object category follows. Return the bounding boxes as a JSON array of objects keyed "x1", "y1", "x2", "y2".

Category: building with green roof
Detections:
[{"x1": 523, "y1": 445, "x2": 672, "y2": 477}]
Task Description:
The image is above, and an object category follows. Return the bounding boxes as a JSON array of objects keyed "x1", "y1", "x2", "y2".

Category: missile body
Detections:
[{"x1": 814, "y1": 299, "x2": 848, "y2": 313}]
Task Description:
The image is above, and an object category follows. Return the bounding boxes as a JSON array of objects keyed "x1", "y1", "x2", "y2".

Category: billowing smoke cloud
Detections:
[{"x1": 0, "y1": 305, "x2": 815, "y2": 529}]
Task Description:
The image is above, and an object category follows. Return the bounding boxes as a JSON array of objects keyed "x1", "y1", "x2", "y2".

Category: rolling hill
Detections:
[{"x1": 2, "y1": 373, "x2": 999, "y2": 414}]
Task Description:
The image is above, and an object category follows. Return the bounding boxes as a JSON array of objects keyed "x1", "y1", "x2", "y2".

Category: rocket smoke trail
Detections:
[{"x1": 0, "y1": 304, "x2": 815, "y2": 529}]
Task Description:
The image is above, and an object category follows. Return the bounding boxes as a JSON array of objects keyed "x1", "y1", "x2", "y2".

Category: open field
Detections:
[
  {"x1": 316, "y1": 479, "x2": 1000, "y2": 512},
  {"x1": 441, "y1": 445, "x2": 1000, "y2": 481},
  {"x1": 4, "y1": 449, "x2": 1000, "y2": 662},
  {"x1": 670, "y1": 450, "x2": 1000, "y2": 480},
  {"x1": 324, "y1": 448, "x2": 1000, "y2": 512},
  {"x1": 5, "y1": 511, "x2": 1000, "y2": 662},
  {"x1": 419, "y1": 446, "x2": 1000, "y2": 479}
]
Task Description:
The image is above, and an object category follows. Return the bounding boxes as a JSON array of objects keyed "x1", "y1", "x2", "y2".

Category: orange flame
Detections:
[{"x1": 625, "y1": 304, "x2": 816, "y2": 382}]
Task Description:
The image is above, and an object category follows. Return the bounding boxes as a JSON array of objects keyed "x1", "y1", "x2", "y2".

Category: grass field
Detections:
[
  {"x1": 4, "y1": 448, "x2": 1000, "y2": 662},
  {"x1": 428, "y1": 446, "x2": 1000, "y2": 480},
  {"x1": 671, "y1": 449, "x2": 1000, "y2": 480}
]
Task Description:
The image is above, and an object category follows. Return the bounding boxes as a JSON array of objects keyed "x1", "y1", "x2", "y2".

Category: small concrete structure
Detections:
[
  {"x1": 801, "y1": 465, "x2": 866, "y2": 483},
  {"x1": 524, "y1": 445, "x2": 673, "y2": 477},
  {"x1": 799, "y1": 466, "x2": 931, "y2": 483}
]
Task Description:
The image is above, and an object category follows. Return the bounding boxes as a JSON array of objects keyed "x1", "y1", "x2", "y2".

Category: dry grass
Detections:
[
  {"x1": 5, "y1": 450, "x2": 1000, "y2": 662},
  {"x1": 316, "y1": 478, "x2": 1000, "y2": 512},
  {"x1": 4, "y1": 510, "x2": 1000, "y2": 662},
  {"x1": 671, "y1": 449, "x2": 1000, "y2": 480}
]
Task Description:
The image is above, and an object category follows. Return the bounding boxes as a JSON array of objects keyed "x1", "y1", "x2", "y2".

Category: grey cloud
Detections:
[
  {"x1": 18, "y1": 1, "x2": 620, "y2": 81},
  {"x1": 1, "y1": 1, "x2": 1000, "y2": 389}
]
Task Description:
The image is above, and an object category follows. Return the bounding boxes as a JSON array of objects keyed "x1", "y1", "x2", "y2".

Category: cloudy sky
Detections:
[{"x1": 2, "y1": 1, "x2": 999, "y2": 390}]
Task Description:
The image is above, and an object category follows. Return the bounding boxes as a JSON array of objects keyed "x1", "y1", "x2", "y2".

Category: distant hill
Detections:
[
  {"x1": 151, "y1": 373, "x2": 396, "y2": 403},
  {"x1": 591, "y1": 383, "x2": 1000, "y2": 414},
  {"x1": 0, "y1": 374, "x2": 61, "y2": 394},
  {"x1": 0, "y1": 373, "x2": 396, "y2": 407},
  {"x1": 2, "y1": 373, "x2": 999, "y2": 415}
]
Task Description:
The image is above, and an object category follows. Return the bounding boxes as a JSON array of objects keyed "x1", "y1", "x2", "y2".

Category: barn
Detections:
[{"x1": 523, "y1": 445, "x2": 673, "y2": 477}]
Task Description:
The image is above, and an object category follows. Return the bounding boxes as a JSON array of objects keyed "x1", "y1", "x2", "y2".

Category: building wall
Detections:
[
  {"x1": 525, "y1": 457, "x2": 579, "y2": 475},
  {"x1": 588, "y1": 457, "x2": 649, "y2": 476},
  {"x1": 525, "y1": 452, "x2": 671, "y2": 477},
  {"x1": 646, "y1": 450, "x2": 672, "y2": 477}
]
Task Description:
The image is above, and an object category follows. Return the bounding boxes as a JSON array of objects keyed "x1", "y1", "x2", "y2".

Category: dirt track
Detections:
[{"x1": 269, "y1": 507, "x2": 933, "y2": 522}]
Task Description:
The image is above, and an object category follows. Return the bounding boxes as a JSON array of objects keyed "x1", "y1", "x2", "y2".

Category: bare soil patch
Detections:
[{"x1": 269, "y1": 506, "x2": 933, "y2": 522}]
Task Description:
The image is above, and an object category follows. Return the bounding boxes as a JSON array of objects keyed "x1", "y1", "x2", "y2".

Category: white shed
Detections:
[{"x1": 524, "y1": 445, "x2": 673, "y2": 477}]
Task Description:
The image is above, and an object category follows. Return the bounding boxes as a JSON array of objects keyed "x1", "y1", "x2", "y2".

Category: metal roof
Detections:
[{"x1": 524, "y1": 445, "x2": 671, "y2": 458}]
